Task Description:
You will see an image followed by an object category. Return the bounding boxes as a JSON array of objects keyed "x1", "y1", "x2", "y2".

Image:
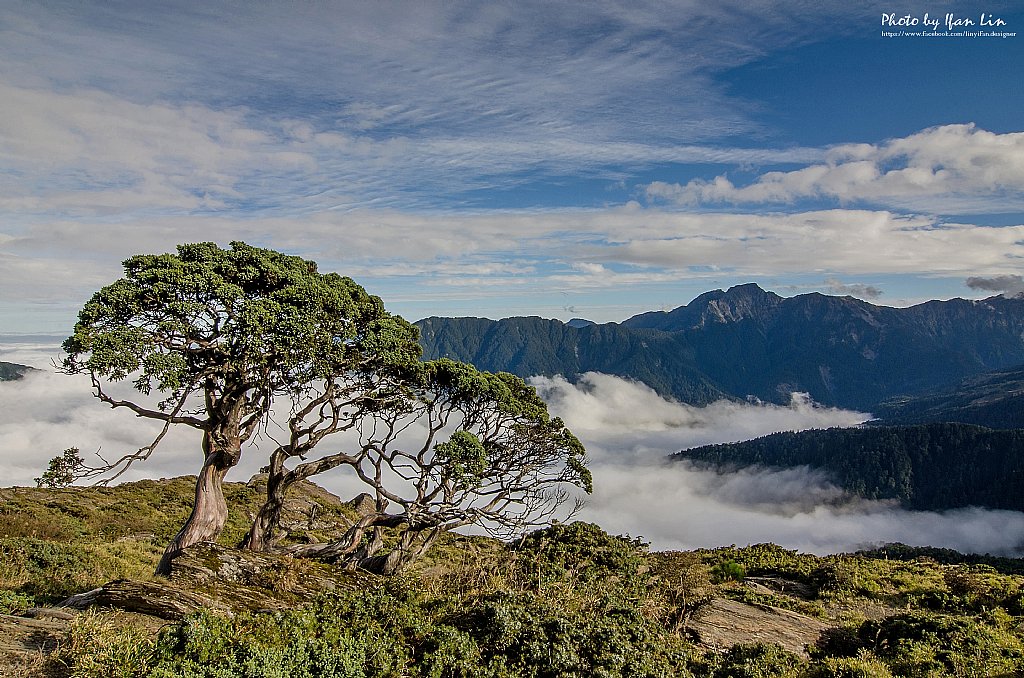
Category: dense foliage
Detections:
[
  {"x1": 61, "y1": 242, "x2": 423, "y2": 572},
  {"x1": 417, "y1": 284, "x2": 1024, "y2": 409},
  {"x1": 49, "y1": 529, "x2": 1024, "y2": 678},
  {"x1": 139, "y1": 525, "x2": 685, "y2": 678},
  {"x1": 675, "y1": 422, "x2": 1024, "y2": 511},
  {"x1": 417, "y1": 314, "x2": 727, "y2": 405}
]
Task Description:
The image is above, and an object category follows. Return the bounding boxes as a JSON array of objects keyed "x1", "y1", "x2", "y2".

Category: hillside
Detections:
[
  {"x1": 3, "y1": 478, "x2": 1024, "y2": 677},
  {"x1": 0, "y1": 361, "x2": 35, "y2": 381},
  {"x1": 873, "y1": 363, "x2": 1024, "y2": 428},
  {"x1": 416, "y1": 314, "x2": 730, "y2": 404},
  {"x1": 417, "y1": 285, "x2": 1024, "y2": 410},
  {"x1": 673, "y1": 422, "x2": 1024, "y2": 511}
]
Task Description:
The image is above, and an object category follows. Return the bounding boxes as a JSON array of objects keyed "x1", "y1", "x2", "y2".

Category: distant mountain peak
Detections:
[
  {"x1": 416, "y1": 286, "x2": 1024, "y2": 411},
  {"x1": 725, "y1": 282, "x2": 767, "y2": 295},
  {"x1": 564, "y1": 318, "x2": 595, "y2": 328},
  {"x1": 625, "y1": 283, "x2": 783, "y2": 330}
]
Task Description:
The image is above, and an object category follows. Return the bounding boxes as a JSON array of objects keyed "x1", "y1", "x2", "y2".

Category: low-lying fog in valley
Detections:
[
  {"x1": 533, "y1": 372, "x2": 1024, "y2": 557},
  {"x1": 4, "y1": 341, "x2": 1024, "y2": 557}
]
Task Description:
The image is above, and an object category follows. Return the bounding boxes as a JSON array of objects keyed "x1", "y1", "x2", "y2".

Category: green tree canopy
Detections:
[
  {"x1": 61, "y1": 242, "x2": 589, "y2": 576},
  {"x1": 62, "y1": 241, "x2": 421, "y2": 573}
]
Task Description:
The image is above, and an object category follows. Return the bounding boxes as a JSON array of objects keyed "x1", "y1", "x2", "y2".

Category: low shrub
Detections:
[
  {"x1": 711, "y1": 560, "x2": 746, "y2": 583},
  {"x1": 0, "y1": 588, "x2": 33, "y2": 615},
  {"x1": 709, "y1": 642, "x2": 804, "y2": 678},
  {"x1": 49, "y1": 610, "x2": 156, "y2": 678},
  {"x1": 814, "y1": 611, "x2": 1024, "y2": 677},
  {"x1": 0, "y1": 537, "x2": 158, "y2": 604}
]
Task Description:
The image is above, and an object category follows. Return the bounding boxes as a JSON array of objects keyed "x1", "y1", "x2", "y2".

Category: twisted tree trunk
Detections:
[
  {"x1": 155, "y1": 431, "x2": 239, "y2": 575},
  {"x1": 241, "y1": 455, "x2": 291, "y2": 552}
]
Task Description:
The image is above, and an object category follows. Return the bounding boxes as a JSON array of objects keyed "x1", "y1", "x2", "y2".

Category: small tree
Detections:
[
  {"x1": 62, "y1": 242, "x2": 421, "y2": 573},
  {"x1": 35, "y1": 447, "x2": 87, "y2": 488},
  {"x1": 245, "y1": 358, "x2": 592, "y2": 574}
]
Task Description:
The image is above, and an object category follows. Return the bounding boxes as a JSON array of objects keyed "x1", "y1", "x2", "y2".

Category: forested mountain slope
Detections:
[
  {"x1": 0, "y1": 362, "x2": 34, "y2": 381},
  {"x1": 417, "y1": 285, "x2": 1024, "y2": 410},
  {"x1": 416, "y1": 314, "x2": 729, "y2": 404},
  {"x1": 673, "y1": 423, "x2": 1024, "y2": 511},
  {"x1": 873, "y1": 364, "x2": 1024, "y2": 428}
]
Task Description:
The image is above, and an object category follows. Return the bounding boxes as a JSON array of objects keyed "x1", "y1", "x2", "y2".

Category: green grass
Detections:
[
  {"x1": 0, "y1": 476, "x2": 358, "y2": 609},
  {"x1": 3, "y1": 479, "x2": 1023, "y2": 678}
]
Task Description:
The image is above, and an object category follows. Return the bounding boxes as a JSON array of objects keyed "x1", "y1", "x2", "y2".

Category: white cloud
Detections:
[
  {"x1": 593, "y1": 210, "x2": 1024, "y2": 278},
  {"x1": 966, "y1": 274, "x2": 1024, "y2": 298},
  {"x1": 531, "y1": 373, "x2": 869, "y2": 452},
  {"x1": 0, "y1": 348, "x2": 328, "y2": 488},
  {"x1": 0, "y1": 83, "x2": 294, "y2": 215},
  {"x1": 0, "y1": 341, "x2": 64, "y2": 370},
  {"x1": 4, "y1": 0, "x2": 897, "y2": 219},
  {"x1": 2, "y1": 0, "x2": 846, "y2": 142},
  {"x1": 0, "y1": 368, "x2": 210, "y2": 486},
  {"x1": 1, "y1": 3, "x2": 1019, "y2": 329},
  {"x1": 586, "y1": 462, "x2": 1024, "y2": 556},
  {"x1": 0, "y1": 79, "x2": 822, "y2": 219},
  {"x1": 646, "y1": 125, "x2": 1024, "y2": 214},
  {"x1": 824, "y1": 277, "x2": 883, "y2": 299},
  {"x1": 533, "y1": 373, "x2": 1024, "y2": 556}
]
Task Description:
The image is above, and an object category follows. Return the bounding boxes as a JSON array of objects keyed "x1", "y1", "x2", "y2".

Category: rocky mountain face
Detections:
[
  {"x1": 416, "y1": 285, "x2": 1024, "y2": 410},
  {"x1": 623, "y1": 283, "x2": 785, "y2": 331}
]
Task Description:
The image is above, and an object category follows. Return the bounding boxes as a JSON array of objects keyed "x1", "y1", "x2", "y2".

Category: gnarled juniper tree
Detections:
[
  {"x1": 244, "y1": 358, "x2": 592, "y2": 574},
  {"x1": 62, "y1": 242, "x2": 420, "y2": 574},
  {"x1": 62, "y1": 241, "x2": 590, "y2": 576}
]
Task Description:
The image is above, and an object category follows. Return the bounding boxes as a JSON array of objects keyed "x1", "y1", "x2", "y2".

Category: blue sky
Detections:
[{"x1": 2, "y1": 0, "x2": 1024, "y2": 333}]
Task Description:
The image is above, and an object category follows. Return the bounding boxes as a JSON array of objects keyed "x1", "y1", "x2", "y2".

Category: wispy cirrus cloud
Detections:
[
  {"x1": 0, "y1": 82, "x2": 301, "y2": 217},
  {"x1": 1, "y1": 1, "x2": 1020, "y2": 331},
  {"x1": 1, "y1": 0, "x2": 890, "y2": 218},
  {"x1": 0, "y1": 80, "x2": 824, "y2": 219},
  {"x1": 3, "y1": 1, "x2": 865, "y2": 138}
]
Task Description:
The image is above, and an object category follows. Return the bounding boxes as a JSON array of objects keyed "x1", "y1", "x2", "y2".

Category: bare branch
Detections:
[{"x1": 91, "y1": 373, "x2": 207, "y2": 428}]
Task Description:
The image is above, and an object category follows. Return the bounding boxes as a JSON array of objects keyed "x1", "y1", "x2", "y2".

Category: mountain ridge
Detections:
[
  {"x1": 416, "y1": 284, "x2": 1024, "y2": 410},
  {"x1": 623, "y1": 283, "x2": 786, "y2": 331}
]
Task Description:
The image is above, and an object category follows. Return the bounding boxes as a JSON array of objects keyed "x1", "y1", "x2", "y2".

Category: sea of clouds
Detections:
[
  {"x1": 3, "y1": 341, "x2": 1023, "y2": 556},
  {"x1": 531, "y1": 372, "x2": 1024, "y2": 557}
]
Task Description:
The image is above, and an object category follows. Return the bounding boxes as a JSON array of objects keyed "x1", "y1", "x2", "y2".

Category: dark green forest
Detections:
[
  {"x1": 0, "y1": 361, "x2": 34, "y2": 381},
  {"x1": 874, "y1": 364, "x2": 1024, "y2": 429},
  {"x1": 675, "y1": 423, "x2": 1024, "y2": 511}
]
